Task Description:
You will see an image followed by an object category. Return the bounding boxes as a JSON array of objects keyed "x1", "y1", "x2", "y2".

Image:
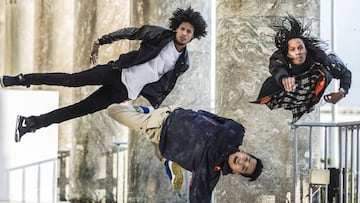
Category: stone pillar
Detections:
[
  {"x1": 0, "y1": 1, "x2": 5, "y2": 201},
  {"x1": 128, "y1": 1, "x2": 212, "y2": 202},
  {"x1": 33, "y1": 0, "x2": 75, "y2": 150},
  {"x1": 215, "y1": 1, "x2": 320, "y2": 202},
  {"x1": 3, "y1": 0, "x2": 35, "y2": 74},
  {"x1": 0, "y1": 0, "x2": 4, "y2": 73},
  {"x1": 70, "y1": 0, "x2": 131, "y2": 202}
]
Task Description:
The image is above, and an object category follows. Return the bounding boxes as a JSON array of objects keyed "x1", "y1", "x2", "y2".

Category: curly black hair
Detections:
[
  {"x1": 272, "y1": 15, "x2": 328, "y2": 65},
  {"x1": 169, "y1": 6, "x2": 208, "y2": 40}
]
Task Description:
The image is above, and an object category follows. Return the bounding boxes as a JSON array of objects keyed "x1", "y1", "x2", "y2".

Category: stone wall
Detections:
[
  {"x1": 71, "y1": 0, "x2": 131, "y2": 201},
  {"x1": 215, "y1": 0, "x2": 320, "y2": 202},
  {"x1": 127, "y1": 1, "x2": 212, "y2": 202}
]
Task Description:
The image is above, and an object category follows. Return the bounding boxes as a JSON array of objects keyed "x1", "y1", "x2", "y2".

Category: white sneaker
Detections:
[
  {"x1": 164, "y1": 160, "x2": 184, "y2": 189},
  {"x1": 133, "y1": 106, "x2": 154, "y2": 114}
]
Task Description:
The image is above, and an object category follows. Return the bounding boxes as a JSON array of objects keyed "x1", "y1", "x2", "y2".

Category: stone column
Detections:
[
  {"x1": 215, "y1": 1, "x2": 320, "y2": 202},
  {"x1": 128, "y1": 1, "x2": 212, "y2": 202},
  {"x1": 70, "y1": 0, "x2": 131, "y2": 202},
  {"x1": 0, "y1": 0, "x2": 4, "y2": 73},
  {"x1": 4, "y1": 0, "x2": 35, "y2": 74},
  {"x1": 0, "y1": 1, "x2": 6, "y2": 200},
  {"x1": 34, "y1": 0, "x2": 75, "y2": 150}
]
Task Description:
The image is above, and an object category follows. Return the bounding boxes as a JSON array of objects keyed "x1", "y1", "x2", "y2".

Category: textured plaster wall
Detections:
[
  {"x1": 215, "y1": 0, "x2": 320, "y2": 202},
  {"x1": 0, "y1": 0, "x2": 4, "y2": 73},
  {"x1": 127, "y1": 1, "x2": 212, "y2": 202},
  {"x1": 71, "y1": 0, "x2": 131, "y2": 201}
]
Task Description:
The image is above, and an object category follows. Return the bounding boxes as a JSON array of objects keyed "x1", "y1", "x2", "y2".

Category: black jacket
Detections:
[
  {"x1": 159, "y1": 108, "x2": 245, "y2": 203},
  {"x1": 98, "y1": 25, "x2": 190, "y2": 108},
  {"x1": 253, "y1": 50, "x2": 352, "y2": 102}
]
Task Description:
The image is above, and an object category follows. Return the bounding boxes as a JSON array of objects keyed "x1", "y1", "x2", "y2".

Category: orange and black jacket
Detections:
[{"x1": 252, "y1": 50, "x2": 352, "y2": 104}]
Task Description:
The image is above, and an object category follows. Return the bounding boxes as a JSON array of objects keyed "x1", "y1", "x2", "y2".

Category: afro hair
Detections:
[{"x1": 169, "y1": 6, "x2": 208, "y2": 40}]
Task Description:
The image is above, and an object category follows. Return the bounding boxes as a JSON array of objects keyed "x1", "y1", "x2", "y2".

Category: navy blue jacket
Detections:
[
  {"x1": 98, "y1": 25, "x2": 190, "y2": 108},
  {"x1": 159, "y1": 108, "x2": 245, "y2": 203}
]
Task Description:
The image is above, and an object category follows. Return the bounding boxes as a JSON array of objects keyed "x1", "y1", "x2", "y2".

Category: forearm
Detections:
[
  {"x1": 269, "y1": 51, "x2": 290, "y2": 86},
  {"x1": 327, "y1": 53, "x2": 352, "y2": 94},
  {"x1": 97, "y1": 25, "x2": 165, "y2": 45},
  {"x1": 339, "y1": 70, "x2": 352, "y2": 94},
  {"x1": 98, "y1": 27, "x2": 140, "y2": 45}
]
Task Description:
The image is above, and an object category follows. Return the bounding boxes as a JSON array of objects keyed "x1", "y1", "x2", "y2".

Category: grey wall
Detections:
[
  {"x1": 127, "y1": 1, "x2": 212, "y2": 202},
  {"x1": 215, "y1": 0, "x2": 320, "y2": 202}
]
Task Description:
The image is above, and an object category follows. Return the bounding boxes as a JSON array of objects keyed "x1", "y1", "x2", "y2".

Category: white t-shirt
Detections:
[{"x1": 121, "y1": 41, "x2": 182, "y2": 99}]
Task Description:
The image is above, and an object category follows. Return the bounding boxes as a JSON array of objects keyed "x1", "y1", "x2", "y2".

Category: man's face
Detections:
[
  {"x1": 228, "y1": 151, "x2": 257, "y2": 176},
  {"x1": 287, "y1": 38, "x2": 308, "y2": 65},
  {"x1": 174, "y1": 22, "x2": 195, "y2": 46}
]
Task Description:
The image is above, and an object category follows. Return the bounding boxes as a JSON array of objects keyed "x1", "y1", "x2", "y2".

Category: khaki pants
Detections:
[{"x1": 107, "y1": 104, "x2": 177, "y2": 161}]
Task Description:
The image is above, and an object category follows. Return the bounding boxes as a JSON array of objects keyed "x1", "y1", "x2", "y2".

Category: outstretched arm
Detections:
[
  {"x1": 324, "y1": 53, "x2": 352, "y2": 104},
  {"x1": 269, "y1": 50, "x2": 291, "y2": 87},
  {"x1": 89, "y1": 25, "x2": 166, "y2": 65},
  {"x1": 98, "y1": 25, "x2": 166, "y2": 45},
  {"x1": 89, "y1": 27, "x2": 140, "y2": 65},
  {"x1": 269, "y1": 50, "x2": 299, "y2": 92}
]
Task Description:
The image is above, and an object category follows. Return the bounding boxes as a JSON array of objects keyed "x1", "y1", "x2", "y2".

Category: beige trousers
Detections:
[{"x1": 107, "y1": 104, "x2": 177, "y2": 161}]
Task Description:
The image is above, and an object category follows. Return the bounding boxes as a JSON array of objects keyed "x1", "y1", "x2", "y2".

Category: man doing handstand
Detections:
[{"x1": 107, "y1": 104, "x2": 263, "y2": 203}]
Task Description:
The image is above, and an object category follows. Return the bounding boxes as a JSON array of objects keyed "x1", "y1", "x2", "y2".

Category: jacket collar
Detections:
[{"x1": 214, "y1": 147, "x2": 240, "y2": 175}]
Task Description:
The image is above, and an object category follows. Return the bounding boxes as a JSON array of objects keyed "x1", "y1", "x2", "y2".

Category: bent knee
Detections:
[{"x1": 107, "y1": 104, "x2": 123, "y2": 120}]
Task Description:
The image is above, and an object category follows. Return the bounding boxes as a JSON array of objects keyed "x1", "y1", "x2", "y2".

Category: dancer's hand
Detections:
[
  {"x1": 324, "y1": 92, "x2": 345, "y2": 104},
  {"x1": 89, "y1": 39, "x2": 100, "y2": 65},
  {"x1": 281, "y1": 76, "x2": 296, "y2": 92}
]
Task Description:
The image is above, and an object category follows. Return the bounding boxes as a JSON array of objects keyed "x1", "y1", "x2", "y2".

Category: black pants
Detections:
[{"x1": 4, "y1": 64, "x2": 129, "y2": 130}]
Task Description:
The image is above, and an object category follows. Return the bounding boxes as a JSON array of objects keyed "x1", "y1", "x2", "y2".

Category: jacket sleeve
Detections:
[
  {"x1": 189, "y1": 168, "x2": 220, "y2": 203},
  {"x1": 326, "y1": 54, "x2": 352, "y2": 94},
  {"x1": 269, "y1": 50, "x2": 291, "y2": 86},
  {"x1": 197, "y1": 110, "x2": 245, "y2": 141},
  {"x1": 197, "y1": 110, "x2": 229, "y2": 124},
  {"x1": 98, "y1": 25, "x2": 166, "y2": 45}
]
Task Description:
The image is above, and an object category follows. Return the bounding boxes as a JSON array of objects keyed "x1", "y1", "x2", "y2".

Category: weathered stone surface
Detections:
[
  {"x1": 215, "y1": 0, "x2": 320, "y2": 202},
  {"x1": 128, "y1": 1, "x2": 212, "y2": 202}
]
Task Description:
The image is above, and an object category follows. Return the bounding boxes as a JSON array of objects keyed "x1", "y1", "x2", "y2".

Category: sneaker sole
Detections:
[
  {"x1": 0, "y1": 76, "x2": 4, "y2": 88},
  {"x1": 170, "y1": 162, "x2": 183, "y2": 190},
  {"x1": 15, "y1": 115, "x2": 22, "y2": 142}
]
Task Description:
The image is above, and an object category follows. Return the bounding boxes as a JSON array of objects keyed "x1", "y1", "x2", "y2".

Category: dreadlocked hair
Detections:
[
  {"x1": 272, "y1": 15, "x2": 329, "y2": 65},
  {"x1": 169, "y1": 6, "x2": 208, "y2": 40}
]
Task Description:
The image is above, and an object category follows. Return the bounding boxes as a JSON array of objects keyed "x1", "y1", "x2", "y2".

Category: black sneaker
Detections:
[{"x1": 15, "y1": 115, "x2": 35, "y2": 142}]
